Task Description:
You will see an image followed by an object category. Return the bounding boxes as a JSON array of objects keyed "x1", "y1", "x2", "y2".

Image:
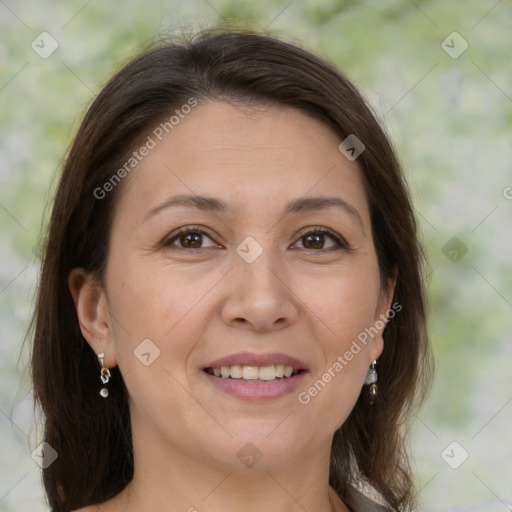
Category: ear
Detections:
[
  {"x1": 370, "y1": 265, "x2": 398, "y2": 362},
  {"x1": 68, "y1": 268, "x2": 117, "y2": 368}
]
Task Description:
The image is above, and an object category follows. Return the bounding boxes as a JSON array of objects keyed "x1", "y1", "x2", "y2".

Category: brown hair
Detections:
[{"x1": 30, "y1": 28, "x2": 431, "y2": 512}]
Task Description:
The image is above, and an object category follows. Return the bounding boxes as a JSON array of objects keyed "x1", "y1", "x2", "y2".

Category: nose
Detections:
[{"x1": 220, "y1": 250, "x2": 299, "y2": 333}]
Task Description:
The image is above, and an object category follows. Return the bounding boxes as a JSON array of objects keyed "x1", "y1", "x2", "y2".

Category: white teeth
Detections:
[
  {"x1": 242, "y1": 366, "x2": 259, "y2": 380},
  {"x1": 207, "y1": 364, "x2": 299, "y2": 380},
  {"x1": 230, "y1": 365, "x2": 243, "y2": 379},
  {"x1": 258, "y1": 365, "x2": 277, "y2": 381}
]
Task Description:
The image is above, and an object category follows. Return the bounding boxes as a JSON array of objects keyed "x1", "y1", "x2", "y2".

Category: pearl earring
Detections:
[
  {"x1": 364, "y1": 360, "x2": 378, "y2": 405},
  {"x1": 97, "y1": 352, "x2": 111, "y2": 398}
]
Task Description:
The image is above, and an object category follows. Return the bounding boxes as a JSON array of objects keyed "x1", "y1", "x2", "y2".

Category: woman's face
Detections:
[{"x1": 75, "y1": 101, "x2": 395, "y2": 471}]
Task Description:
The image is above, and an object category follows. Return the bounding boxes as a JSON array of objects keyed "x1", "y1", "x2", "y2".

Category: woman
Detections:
[{"x1": 30, "y1": 28, "x2": 431, "y2": 512}]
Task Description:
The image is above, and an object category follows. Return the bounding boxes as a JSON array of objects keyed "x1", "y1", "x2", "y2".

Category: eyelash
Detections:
[{"x1": 162, "y1": 225, "x2": 350, "y2": 252}]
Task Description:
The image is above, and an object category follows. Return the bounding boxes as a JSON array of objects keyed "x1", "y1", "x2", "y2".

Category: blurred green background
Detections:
[{"x1": 1, "y1": 0, "x2": 511, "y2": 510}]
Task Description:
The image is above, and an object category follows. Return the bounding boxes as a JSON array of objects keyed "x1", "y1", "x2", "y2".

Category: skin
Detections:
[{"x1": 69, "y1": 101, "x2": 396, "y2": 512}]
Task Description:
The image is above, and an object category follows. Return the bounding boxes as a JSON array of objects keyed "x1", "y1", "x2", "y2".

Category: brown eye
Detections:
[
  {"x1": 292, "y1": 228, "x2": 348, "y2": 251},
  {"x1": 302, "y1": 233, "x2": 327, "y2": 249},
  {"x1": 179, "y1": 232, "x2": 203, "y2": 248},
  {"x1": 163, "y1": 227, "x2": 219, "y2": 250}
]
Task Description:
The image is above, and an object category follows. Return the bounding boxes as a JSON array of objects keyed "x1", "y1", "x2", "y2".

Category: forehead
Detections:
[{"x1": 113, "y1": 101, "x2": 369, "y2": 223}]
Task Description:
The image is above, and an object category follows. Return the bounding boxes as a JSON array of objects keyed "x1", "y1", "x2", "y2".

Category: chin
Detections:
[{"x1": 199, "y1": 431, "x2": 311, "y2": 472}]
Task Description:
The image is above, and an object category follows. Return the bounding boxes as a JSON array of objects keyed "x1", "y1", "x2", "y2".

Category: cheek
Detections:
[
  {"x1": 105, "y1": 262, "x2": 219, "y2": 439},
  {"x1": 299, "y1": 261, "x2": 382, "y2": 349},
  {"x1": 293, "y1": 263, "x2": 380, "y2": 426},
  {"x1": 106, "y1": 260, "x2": 219, "y2": 371}
]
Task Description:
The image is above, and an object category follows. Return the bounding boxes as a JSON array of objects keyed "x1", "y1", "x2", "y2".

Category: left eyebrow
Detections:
[
  {"x1": 143, "y1": 193, "x2": 364, "y2": 231},
  {"x1": 283, "y1": 196, "x2": 363, "y2": 230}
]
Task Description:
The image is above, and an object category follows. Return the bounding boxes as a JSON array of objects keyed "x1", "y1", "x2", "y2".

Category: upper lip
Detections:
[{"x1": 204, "y1": 351, "x2": 309, "y2": 371}]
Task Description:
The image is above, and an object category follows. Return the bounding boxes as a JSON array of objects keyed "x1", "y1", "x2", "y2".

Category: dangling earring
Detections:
[
  {"x1": 97, "y1": 352, "x2": 111, "y2": 398},
  {"x1": 364, "y1": 360, "x2": 378, "y2": 405}
]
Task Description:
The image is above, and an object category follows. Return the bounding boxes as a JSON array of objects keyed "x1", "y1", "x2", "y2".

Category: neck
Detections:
[{"x1": 109, "y1": 425, "x2": 349, "y2": 512}]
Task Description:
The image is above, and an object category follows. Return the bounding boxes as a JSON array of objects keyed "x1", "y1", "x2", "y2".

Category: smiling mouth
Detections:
[{"x1": 203, "y1": 364, "x2": 305, "y2": 382}]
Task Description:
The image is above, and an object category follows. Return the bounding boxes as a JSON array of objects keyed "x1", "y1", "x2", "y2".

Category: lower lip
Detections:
[{"x1": 202, "y1": 370, "x2": 308, "y2": 401}]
